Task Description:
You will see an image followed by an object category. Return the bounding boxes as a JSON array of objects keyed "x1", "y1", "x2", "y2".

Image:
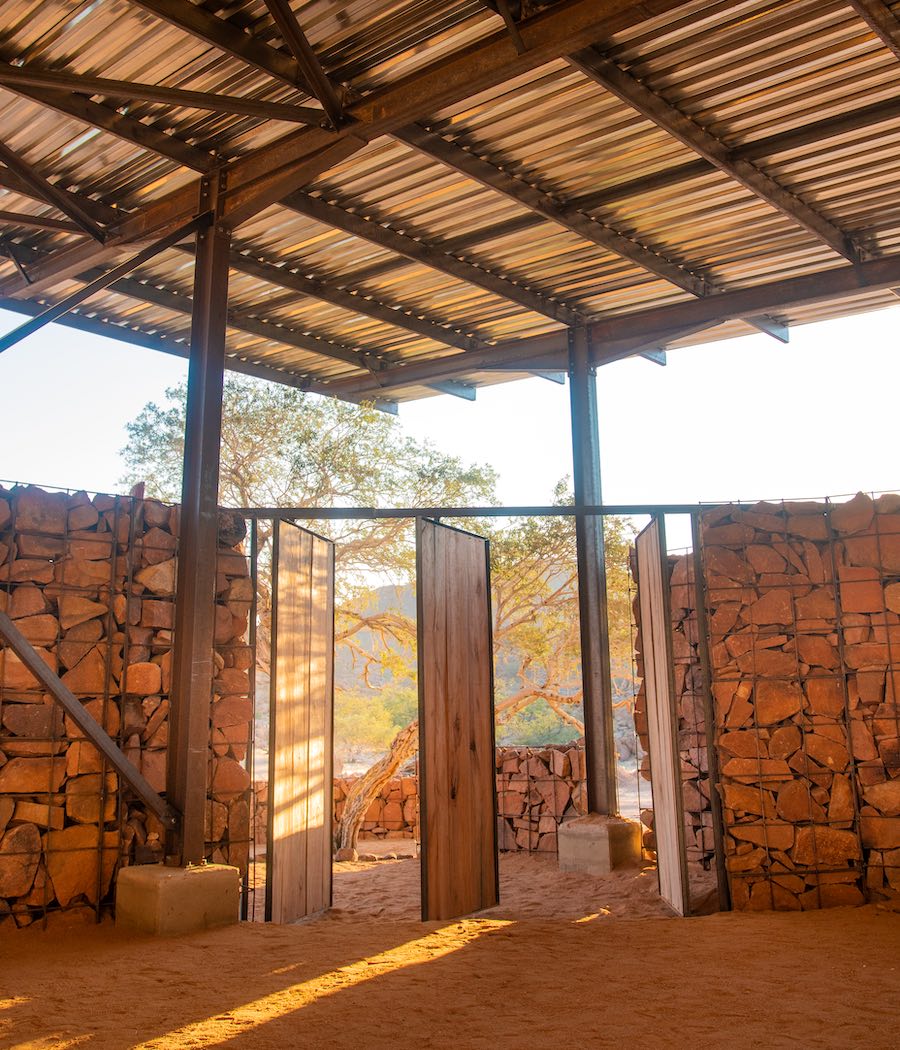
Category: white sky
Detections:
[{"x1": 1, "y1": 305, "x2": 898, "y2": 531}]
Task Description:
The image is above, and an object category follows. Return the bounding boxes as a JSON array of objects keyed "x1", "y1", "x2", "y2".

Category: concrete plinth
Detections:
[
  {"x1": 115, "y1": 863, "x2": 240, "y2": 935},
  {"x1": 557, "y1": 814, "x2": 641, "y2": 876}
]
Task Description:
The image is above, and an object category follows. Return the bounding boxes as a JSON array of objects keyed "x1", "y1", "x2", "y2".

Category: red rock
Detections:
[
  {"x1": 8, "y1": 585, "x2": 47, "y2": 620},
  {"x1": 737, "y1": 647, "x2": 797, "y2": 677},
  {"x1": 17, "y1": 533, "x2": 65, "y2": 557},
  {"x1": 794, "y1": 588, "x2": 836, "y2": 620},
  {"x1": 0, "y1": 823, "x2": 41, "y2": 896},
  {"x1": 839, "y1": 566, "x2": 885, "y2": 614},
  {"x1": 719, "y1": 731, "x2": 766, "y2": 759},
  {"x1": 735, "y1": 821, "x2": 795, "y2": 852},
  {"x1": 777, "y1": 780, "x2": 826, "y2": 822},
  {"x1": 796, "y1": 635, "x2": 839, "y2": 669},
  {"x1": 61, "y1": 646, "x2": 108, "y2": 695},
  {"x1": 141, "y1": 749, "x2": 167, "y2": 793},
  {"x1": 43, "y1": 826, "x2": 118, "y2": 906},
  {"x1": 122, "y1": 661, "x2": 161, "y2": 695},
  {"x1": 748, "y1": 589, "x2": 794, "y2": 626},
  {"x1": 1, "y1": 701, "x2": 64, "y2": 740},
  {"x1": 15, "y1": 614, "x2": 59, "y2": 646},
  {"x1": 828, "y1": 775, "x2": 855, "y2": 823},
  {"x1": 849, "y1": 718, "x2": 879, "y2": 761},
  {"x1": 745, "y1": 545, "x2": 787, "y2": 574},
  {"x1": 12, "y1": 801, "x2": 64, "y2": 830},
  {"x1": 0, "y1": 647, "x2": 56, "y2": 692},
  {"x1": 769, "y1": 725, "x2": 802, "y2": 759},
  {"x1": 786, "y1": 514, "x2": 829, "y2": 540},
  {"x1": 135, "y1": 558, "x2": 176, "y2": 595},
  {"x1": 8, "y1": 558, "x2": 54, "y2": 584},
  {"x1": 804, "y1": 678, "x2": 845, "y2": 717},
  {"x1": 830, "y1": 492, "x2": 874, "y2": 535},
  {"x1": 799, "y1": 883, "x2": 864, "y2": 909},
  {"x1": 704, "y1": 546, "x2": 754, "y2": 582},
  {"x1": 66, "y1": 740, "x2": 104, "y2": 777},
  {"x1": 68, "y1": 503, "x2": 99, "y2": 530},
  {"x1": 0, "y1": 496, "x2": 9, "y2": 530},
  {"x1": 65, "y1": 772, "x2": 117, "y2": 824},
  {"x1": 721, "y1": 757, "x2": 792, "y2": 786},
  {"x1": 142, "y1": 500, "x2": 171, "y2": 528},
  {"x1": 859, "y1": 815, "x2": 900, "y2": 849},
  {"x1": 57, "y1": 595, "x2": 107, "y2": 630},
  {"x1": 211, "y1": 756, "x2": 250, "y2": 798},
  {"x1": 863, "y1": 780, "x2": 900, "y2": 816},
  {"x1": 793, "y1": 825, "x2": 861, "y2": 866},
  {"x1": 211, "y1": 604, "x2": 235, "y2": 644},
  {"x1": 140, "y1": 526, "x2": 177, "y2": 567},
  {"x1": 709, "y1": 602, "x2": 741, "y2": 637},
  {"x1": 726, "y1": 846, "x2": 766, "y2": 873},
  {"x1": 13, "y1": 486, "x2": 67, "y2": 535},
  {"x1": 844, "y1": 642, "x2": 890, "y2": 669},
  {"x1": 211, "y1": 696, "x2": 252, "y2": 728},
  {"x1": 140, "y1": 599, "x2": 174, "y2": 629},
  {"x1": 217, "y1": 550, "x2": 248, "y2": 578},
  {"x1": 754, "y1": 681, "x2": 803, "y2": 725},
  {"x1": 214, "y1": 667, "x2": 250, "y2": 695},
  {"x1": 67, "y1": 530, "x2": 113, "y2": 561},
  {"x1": 58, "y1": 620, "x2": 104, "y2": 670},
  {"x1": 0, "y1": 756, "x2": 66, "y2": 793}
]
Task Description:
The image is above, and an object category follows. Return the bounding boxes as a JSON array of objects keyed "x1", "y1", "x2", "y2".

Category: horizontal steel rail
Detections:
[{"x1": 230, "y1": 503, "x2": 704, "y2": 519}]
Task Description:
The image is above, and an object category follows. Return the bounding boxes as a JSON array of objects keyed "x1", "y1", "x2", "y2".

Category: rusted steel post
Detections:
[
  {"x1": 568, "y1": 327, "x2": 618, "y2": 816},
  {"x1": 167, "y1": 173, "x2": 231, "y2": 865}
]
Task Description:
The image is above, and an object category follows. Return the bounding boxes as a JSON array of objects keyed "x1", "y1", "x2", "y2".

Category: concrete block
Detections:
[
  {"x1": 558, "y1": 813, "x2": 641, "y2": 876},
  {"x1": 115, "y1": 863, "x2": 240, "y2": 935}
]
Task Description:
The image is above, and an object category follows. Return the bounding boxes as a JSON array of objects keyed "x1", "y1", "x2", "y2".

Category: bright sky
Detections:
[{"x1": 2, "y1": 305, "x2": 899, "y2": 529}]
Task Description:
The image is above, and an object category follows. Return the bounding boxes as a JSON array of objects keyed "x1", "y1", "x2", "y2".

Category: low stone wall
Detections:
[
  {"x1": 0, "y1": 485, "x2": 253, "y2": 929},
  {"x1": 253, "y1": 743, "x2": 587, "y2": 851}
]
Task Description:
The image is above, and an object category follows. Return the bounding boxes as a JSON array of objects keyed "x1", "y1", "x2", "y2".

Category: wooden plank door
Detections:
[
  {"x1": 635, "y1": 516, "x2": 690, "y2": 916},
  {"x1": 417, "y1": 518, "x2": 499, "y2": 921},
  {"x1": 266, "y1": 520, "x2": 335, "y2": 923}
]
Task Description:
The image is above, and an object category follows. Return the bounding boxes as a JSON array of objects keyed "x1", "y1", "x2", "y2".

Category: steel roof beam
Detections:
[
  {"x1": 394, "y1": 123, "x2": 787, "y2": 341},
  {"x1": 567, "y1": 47, "x2": 866, "y2": 263},
  {"x1": 0, "y1": 293, "x2": 396, "y2": 413},
  {"x1": 393, "y1": 123, "x2": 712, "y2": 298},
  {"x1": 284, "y1": 191, "x2": 581, "y2": 326},
  {"x1": 261, "y1": 0, "x2": 344, "y2": 126},
  {"x1": 0, "y1": 210, "x2": 82, "y2": 234},
  {"x1": 328, "y1": 254, "x2": 900, "y2": 394},
  {"x1": 0, "y1": 69, "x2": 212, "y2": 173},
  {"x1": 0, "y1": 65, "x2": 323, "y2": 125},
  {"x1": 223, "y1": 247, "x2": 492, "y2": 353},
  {"x1": 849, "y1": 0, "x2": 900, "y2": 60},
  {"x1": 0, "y1": 141, "x2": 106, "y2": 243},
  {"x1": 0, "y1": 214, "x2": 205, "y2": 353}
]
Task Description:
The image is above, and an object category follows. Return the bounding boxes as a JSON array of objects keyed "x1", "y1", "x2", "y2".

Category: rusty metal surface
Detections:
[{"x1": 0, "y1": 0, "x2": 899, "y2": 400}]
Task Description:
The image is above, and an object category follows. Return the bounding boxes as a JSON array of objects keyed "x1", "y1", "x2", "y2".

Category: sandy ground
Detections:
[
  {"x1": 2, "y1": 856, "x2": 899, "y2": 1050},
  {"x1": 330, "y1": 851, "x2": 677, "y2": 921}
]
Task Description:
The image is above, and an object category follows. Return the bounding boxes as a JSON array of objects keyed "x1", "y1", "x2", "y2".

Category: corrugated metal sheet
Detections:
[{"x1": 1, "y1": 0, "x2": 899, "y2": 402}]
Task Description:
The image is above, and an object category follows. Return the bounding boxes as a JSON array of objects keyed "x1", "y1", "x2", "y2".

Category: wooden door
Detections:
[
  {"x1": 267, "y1": 520, "x2": 334, "y2": 923},
  {"x1": 417, "y1": 519, "x2": 499, "y2": 921},
  {"x1": 635, "y1": 516, "x2": 690, "y2": 916}
]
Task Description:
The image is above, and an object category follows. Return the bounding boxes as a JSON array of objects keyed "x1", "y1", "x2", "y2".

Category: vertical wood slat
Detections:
[
  {"x1": 417, "y1": 519, "x2": 498, "y2": 921},
  {"x1": 267, "y1": 520, "x2": 334, "y2": 923},
  {"x1": 635, "y1": 515, "x2": 690, "y2": 917}
]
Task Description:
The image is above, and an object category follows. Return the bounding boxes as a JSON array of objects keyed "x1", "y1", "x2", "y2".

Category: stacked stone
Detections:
[
  {"x1": 632, "y1": 556, "x2": 716, "y2": 867},
  {"x1": 495, "y1": 744, "x2": 586, "y2": 852},
  {"x1": 0, "y1": 485, "x2": 252, "y2": 928},
  {"x1": 700, "y1": 493, "x2": 900, "y2": 910},
  {"x1": 336, "y1": 776, "x2": 418, "y2": 840}
]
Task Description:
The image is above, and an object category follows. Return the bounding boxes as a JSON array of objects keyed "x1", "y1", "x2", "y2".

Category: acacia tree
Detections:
[
  {"x1": 121, "y1": 378, "x2": 497, "y2": 674},
  {"x1": 121, "y1": 378, "x2": 636, "y2": 853}
]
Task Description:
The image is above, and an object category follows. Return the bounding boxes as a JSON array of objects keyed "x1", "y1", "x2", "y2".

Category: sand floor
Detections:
[{"x1": 2, "y1": 855, "x2": 899, "y2": 1050}]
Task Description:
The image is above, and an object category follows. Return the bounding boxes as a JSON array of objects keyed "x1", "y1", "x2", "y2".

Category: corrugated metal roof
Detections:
[{"x1": 1, "y1": 0, "x2": 899, "y2": 403}]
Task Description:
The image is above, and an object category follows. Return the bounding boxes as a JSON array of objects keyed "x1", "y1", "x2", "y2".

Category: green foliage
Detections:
[
  {"x1": 496, "y1": 699, "x2": 580, "y2": 747},
  {"x1": 120, "y1": 376, "x2": 638, "y2": 762}
]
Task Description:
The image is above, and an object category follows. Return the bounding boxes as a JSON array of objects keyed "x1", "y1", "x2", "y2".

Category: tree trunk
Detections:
[{"x1": 336, "y1": 720, "x2": 419, "y2": 852}]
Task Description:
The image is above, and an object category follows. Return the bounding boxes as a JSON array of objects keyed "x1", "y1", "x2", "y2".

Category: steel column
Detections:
[
  {"x1": 167, "y1": 174, "x2": 231, "y2": 865},
  {"x1": 568, "y1": 327, "x2": 618, "y2": 816}
]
